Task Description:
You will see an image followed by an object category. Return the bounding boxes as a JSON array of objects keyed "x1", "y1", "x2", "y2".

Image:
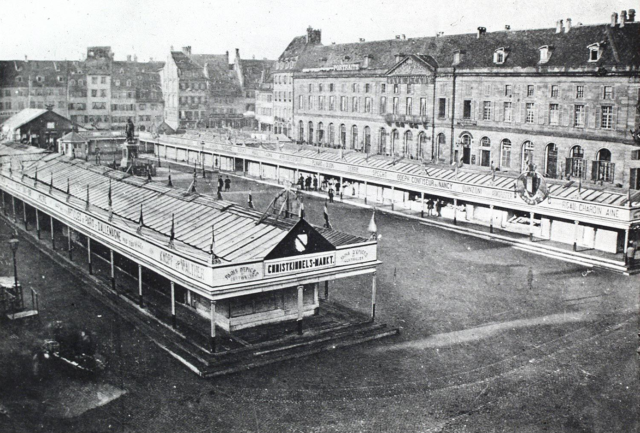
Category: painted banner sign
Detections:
[{"x1": 265, "y1": 252, "x2": 336, "y2": 276}]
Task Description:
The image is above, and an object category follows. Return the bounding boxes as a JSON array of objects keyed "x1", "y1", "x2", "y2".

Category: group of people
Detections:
[
  {"x1": 217, "y1": 175, "x2": 231, "y2": 198},
  {"x1": 425, "y1": 197, "x2": 443, "y2": 217},
  {"x1": 297, "y1": 174, "x2": 319, "y2": 192}
]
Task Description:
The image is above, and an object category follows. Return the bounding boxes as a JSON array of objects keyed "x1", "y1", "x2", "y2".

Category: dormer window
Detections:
[
  {"x1": 36, "y1": 76, "x2": 44, "y2": 83},
  {"x1": 57, "y1": 76, "x2": 64, "y2": 82},
  {"x1": 15, "y1": 76, "x2": 23, "y2": 83},
  {"x1": 587, "y1": 43, "x2": 601, "y2": 62},
  {"x1": 493, "y1": 48, "x2": 507, "y2": 64},
  {"x1": 538, "y1": 45, "x2": 553, "y2": 63}
]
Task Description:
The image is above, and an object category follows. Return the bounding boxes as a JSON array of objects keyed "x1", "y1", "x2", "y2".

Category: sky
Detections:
[{"x1": 0, "y1": 0, "x2": 633, "y2": 62}]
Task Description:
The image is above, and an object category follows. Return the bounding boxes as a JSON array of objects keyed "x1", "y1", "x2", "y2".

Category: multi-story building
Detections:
[
  {"x1": 271, "y1": 27, "x2": 322, "y2": 136},
  {"x1": 0, "y1": 46, "x2": 164, "y2": 132},
  {"x1": 255, "y1": 72, "x2": 274, "y2": 132},
  {"x1": 287, "y1": 11, "x2": 640, "y2": 189},
  {"x1": 161, "y1": 47, "x2": 273, "y2": 130}
]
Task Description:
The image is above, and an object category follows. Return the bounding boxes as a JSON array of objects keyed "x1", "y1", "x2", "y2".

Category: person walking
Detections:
[
  {"x1": 224, "y1": 176, "x2": 231, "y2": 192},
  {"x1": 427, "y1": 197, "x2": 434, "y2": 216},
  {"x1": 435, "y1": 199, "x2": 442, "y2": 217}
]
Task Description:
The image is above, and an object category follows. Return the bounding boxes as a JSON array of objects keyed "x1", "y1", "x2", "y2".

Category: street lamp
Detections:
[{"x1": 8, "y1": 238, "x2": 19, "y2": 289}]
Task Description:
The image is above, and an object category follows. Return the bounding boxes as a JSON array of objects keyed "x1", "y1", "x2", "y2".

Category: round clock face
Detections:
[{"x1": 516, "y1": 170, "x2": 549, "y2": 205}]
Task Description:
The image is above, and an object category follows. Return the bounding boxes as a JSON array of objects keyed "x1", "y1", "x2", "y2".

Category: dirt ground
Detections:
[{"x1": 0, "y1": 167, "x2": 637, "y2": 432}]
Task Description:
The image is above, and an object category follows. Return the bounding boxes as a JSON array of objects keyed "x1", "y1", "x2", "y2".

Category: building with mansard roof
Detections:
[{"x1": 286, "y1": 10, "x2": 640, "y2": 190}]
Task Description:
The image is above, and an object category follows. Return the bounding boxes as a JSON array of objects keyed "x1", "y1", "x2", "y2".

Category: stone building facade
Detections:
[{"x1": 285, "y1": 11, "x2": 640, "y2": 189}]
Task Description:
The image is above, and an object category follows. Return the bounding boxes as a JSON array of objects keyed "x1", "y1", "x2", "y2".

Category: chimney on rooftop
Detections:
[
  {"x1": 134, "y1": 54, "x2": 138, "y2": 62},
  {"x1": 182, "y1": 46, "x2": 192, "y2": 55},
  {"x1": 127, "y1": 55, "x2": 132, "y2": 62},
  {"x1": 24, "y1": 55, "x2": 28, "y2": 62},
  {"x1": 620, "y1": 10, "x2": 627, "y2": 27},
  {"x1": 564, "y1": 18, "x2": 572, "y2": 33},
  {"x1": 555, "y1": 20, "x2": 563, "y2": 33},
  {"x1": 477, "y1": 27, "x2": 487, "y2": 38},
  {"x1": 306, "y1": 26, "x2": 322, "y2": 45},
  {"x1": 359, "y1": 38, "x2": 365, "y2": 43},
  {"x1": 611, "y1": 12, "x2": 618, "y2": 27},
  {"x1": 629, "y1": 9, "x2": 636, "y2": 22},
  {"x1": 395, "y1": 53, "x2": 404, "y2": 63},
  {"x1": 505, "y1": 25, "x2": 511, "y2": 30},
  {"x1": 235, "y1": 48, "x2": 240, "y2": 60}
]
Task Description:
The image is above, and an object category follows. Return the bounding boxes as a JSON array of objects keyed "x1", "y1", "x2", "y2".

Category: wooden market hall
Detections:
[{"x1": 0, "y1": 143, "x2": 385, "y2": 370}]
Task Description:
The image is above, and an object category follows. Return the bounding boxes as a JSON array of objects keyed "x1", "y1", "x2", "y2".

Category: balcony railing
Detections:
[
  {"x1": 565, "y1": 157, "x2": 587, "y2": 179},
  {"x1": 384, "y1": 114, "x2": 429, "y2": 125},
  {"x1": 591, "y1": 161, "x2": 615, "y2": 183}
]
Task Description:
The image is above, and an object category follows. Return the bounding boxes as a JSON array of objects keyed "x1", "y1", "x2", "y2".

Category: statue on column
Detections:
[{"x1": 125, "y1": 118, "x2": 135, "y2": 143}]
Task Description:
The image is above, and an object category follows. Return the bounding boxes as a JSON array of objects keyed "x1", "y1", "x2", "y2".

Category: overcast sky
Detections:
[{"x1": 0, "y1": 0, "x2": 633, "y2": 62}]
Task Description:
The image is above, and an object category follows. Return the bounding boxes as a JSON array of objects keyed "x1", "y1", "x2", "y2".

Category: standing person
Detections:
[
  {"x1": 313, "y1": 175, "x2": 318, "y2": 191},
  {"x1": 427, "y1": 197, "x2": 434, "y2": 216},
  {"x1": 626, "y1": 241, "x2": 636, "y2": 267},
  {"x1": 217, "y1": 176, "x2": 223, "y2": 193},
  {"x1": 305, "y1": 175, "x2": 312, "y2": 191},
  {"x1": 321, "y1": 177, "x2": 328, "y2": 191},
  {"x1": 335, "y1": 181, "x2": 341, "y2": 196},
  {"x1": 328, "y1": 186, "x2": 334, "y2": 203},
  {"x1": 298, "y1": 174, "x2": 304, "y2": 189},
  {"x1": 435, "y1": 199, "x2": 442, "y2": 217},
  {"x1": 224, "y1": 176, "x2": 231, "y2": 192}
]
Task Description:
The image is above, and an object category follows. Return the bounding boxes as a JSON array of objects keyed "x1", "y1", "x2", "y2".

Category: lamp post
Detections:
[{"x1": 8, "y1": 238, "x2": 19, "y2": 289}]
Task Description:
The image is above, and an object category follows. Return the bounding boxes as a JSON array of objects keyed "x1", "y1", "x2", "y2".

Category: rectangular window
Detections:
[
  {"x1": 551, "y1": 85, "x2": 559, "y2": 98},
  {"x1": 329, "y1": 95, "x2": 335, "y2": 110},
  {"x1": 527, "y1": 85, "x2": 534, "y2": 97},
  {"x1": 603, "y1": 86, "x2": 613, "y2": 100},
  {"x1": 406, "y1": 83, "x2": 412, "y2": 94},
  {"x1": 329, "y1": 83, "x2": 334, "y2": 92},
  {"x1": 438, "y1": 98, "x2": 446, "y2": 118},
  {"x1": 463, "y1": 100, "x2": 472, "y2": 119},
  {"x1": 318, "y1": 83, "x2": 324, "y2": 92},
  {"x1": 576, "y1": 86, "x2": 584, "y2": 98},
  {"x1": 380, "y1": 84, "x2": 386, "y2": 93},
  {"x1": 525, "y1": 103, "x2": 535, "y2": 123},
  {"x1": 352, "y1": 97, "x2": 359, "y2": 112},
  {"x1": 100, "y1": 89, "x2": 107, "y2": 97},
  {"x1": 420, "y1": 98, "x2": 427, "y2": 116},
  {"x1": 574, "y1": 105, "x2": 585, "y2": 127},
  {"x1": 92, "y1": 102, "x2": 106, "y2": 110},
  {"x1": 549, "y1": 104, "x2": 559, "y2": 125},
  {"x1": 100, "y1": 76, "x2": 106, "y2": 84},
  {"x1": 405, "y1": 97, "x2": 412, "y2": 115},
  {"x1": 379, "y1": 96, "x2": 387, "y2": 114},
  {"x1": 504, "y1": 85, "x2": 512, "y2": 97},
  {"x1": 392, "y1": 97, "x2": 399, "y2": 114},
  {"x1": 91, "y1": 89, "x2": 97, "y2": 97},
  {"x1": 365, "y1": 83, "x2": 371, "y2": 93},
  {"x1": 364, "y1": 97, "x2": 372, "y2": 113},
  {"x1": 318, "y1": 96, "x2": 324, "y2": 110},
  {"x1": 503, "y1": 102, "x2": 513, "y2": 122},
  {"x1": 91, "y1": 76, "x2": 98, "y2": 84},
  {"x1": 298, "y1": 95, "x2": 303, "y2": 109},
  {"x1": 340, "y1": 96, "x2": 347, "y2": 111},
  {"x1": 482, "y1": 101, "x2": 492, "y2": 120},
  {"x1": 601, "y1": 106, "x2": 613, "y2": 129}
]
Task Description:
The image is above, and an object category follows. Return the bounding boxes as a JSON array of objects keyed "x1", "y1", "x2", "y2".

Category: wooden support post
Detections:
[
  {"x1": 138, "y1": 264, "x2": 143, "y2": 307},
  {"x1": 242, "y1": 158, "x2": 246, "y2": 174},
  {"x1": 1, "y1": 190, "x2": 5, "y2": 215},
  {"x1": 276, "y1": 165, "x2": 280, "y2": 183},
  {"x1": 339, "y1": 176, "x2": 343, "y2": 201},
  {"x1": 171, "y1": 281, "x2": 176, "y2": 329},
  {"x1": 573, "y1": 221, "x2": 579, "y2": 252},
  {"x1": 67, "y1": 226, "x2": 73, "y2": 260},
  {"x1": 259, "y1": 161, "x2": 263, "y2": 179},
  {"x1": 529, "y1": 212, "x2": 534, "y2": 241},
  {"x1": 35, "y1": 208, "x2": 40, "y2": 239},
  {"x1": 23, "y1": 201, "x2": 27, "y2": 229},
  {"x1": 421, "y1": 192, "x2": 425, "y2": 218},
  {"x1": 324, "y1": 280, "x2": 329, "y2": 300},
  {"x1": 364, "y1": 180, "x2": 368, "y2": 205},
  {"x1": 390, "y1": 186, "x2": 395, "y2": 210},
  {"x1": 453, "y1": 198, "x2": 458, "y2": 225},
  {"x1": 87, "y1": 237, "x2": 92, "y2": 275},
  {"x1": 110, "y1": 249, "x2": 116, "y2": 291},
  {"x1": 50, "y1": 216, "x2": 55, "y2": 249},
  {"x1": 12, "y1": 195, "x2": 16, "y2": 221},
  {"x1": 489, "y1": 205, "x2": 494, "y2": 234},
  {"x1": 210, "y1": 300, "x2": 217, "y2": 353},
  {"x1": 371, "y1": 271, "x2": 377, "y2": 321},
  {"x1": 297, "y1": 285, "x2": 304, "y2": 335}
]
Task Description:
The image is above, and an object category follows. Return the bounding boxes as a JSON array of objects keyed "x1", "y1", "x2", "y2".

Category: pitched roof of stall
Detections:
[
  {"x1": 1, "y1": 109, "x2": 48, "y2": 132},
  {"x1": 0, "y1": 144, "x2": 367, "y2": 265}
]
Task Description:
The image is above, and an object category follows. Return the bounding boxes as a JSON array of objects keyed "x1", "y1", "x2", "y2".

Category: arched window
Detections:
[
  {"x1": 391, "y1": 129, "x2": 399, "y2": 155},
  {"x1": 597, "y1": 148, "x2": 611, "y2": 161},
  {"x1": 418, "y1": 132, "x2": 428, "y2": 160},
  {"x1": 339, "y1": 124, "x2": 346, "y2": 148},
  {"x1": 351, "y1": 125, "x2": 359, "y2": 150},
  {"x1": 567, "y1": 145, "x2": 585, "y2": 179},
  {"x1": 298, "y1": 120, "x2": 304, "y2": 141},
  {"x1": 479, "y1": 137, "x2": 491, "y2": 167},
  {"x1": 308, "y1": 121, "x2": 314, "y2": 144},
  {"x1": 404, "y1": 130, "x2": 414, "y2": 158},
  {"x1": 460, "y1": 133, "x2": 472, "y2": 164},
  {"x1": 521, "y1": 141, "x2": 534, "y2": 171},
  {"x1": 69, "y1": 79, "x2": 76, "y2": 86},
  {"x1": 594, "y1": 148, "x2": 613, "y2": 183},
  {"x1": 379, "y1": 128, "x2": 388, "y2": 155},
  {"x1": 364, "y1": 126, "x2": 371, "y2": 153},
  {"x1": 436, "y1": 133, "x2": 446, "y2": 161},
  {"x1": 500, "y1": 139, "x2": 512, "y2": 169},
  {"x1": 328, "y1": 123, "x2": 335, "y2": 145},
  {"x1": 545, "y1": 143, "x2": 558, "y2": 178},
  {"x1": 317, "y1": 122, "x2": 324, "y2": 144}
]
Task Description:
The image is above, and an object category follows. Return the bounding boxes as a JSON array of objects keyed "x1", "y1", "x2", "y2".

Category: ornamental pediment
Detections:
[{"x1": 386, "y1": 55, "x2": 437, "y2": 77}]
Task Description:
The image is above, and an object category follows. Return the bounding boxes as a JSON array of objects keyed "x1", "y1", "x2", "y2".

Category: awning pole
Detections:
[
  {"x1": 171, "y1": 281, "x2": 177, "y2": 329},
  {"x1": 297, "y1": 285, "x2": 304, "y2": 335},
  {"x1": 210, "y1": 300, "x2": 217, "y2": 353},
  {"x1": 110, "y1": 249, "x2": 116, "y2": 291},
  {"x1": 35, "y1": 208, "x2": 40, "y2": 239},
  {"x1": 50, "y1": 215, "x2": 55, "y2": 249},
  {"x1": 573, "y1": 221, "x2": 579, "y2": 252},
  {"x1": 371, "y1": 271, "x2": 377, "y2": 321},
  {"x1": 138, "y1": 264, "x2": 143, "y2": 307},
  {"x1": 68, "y1": 226, "x2": 73, "y2": 260},
  {"x1": 490, "y1": 205, "x2": 494, "y2": 234},
  {"x1": 87, "y1": 237, "x2": 92, "y2": 274},
  {"x1": 23, "y1": 200, "x2": 27, "y2": 229},
  {"x1": 529, "y1": 212, "x2": 534, "y2": 241}
]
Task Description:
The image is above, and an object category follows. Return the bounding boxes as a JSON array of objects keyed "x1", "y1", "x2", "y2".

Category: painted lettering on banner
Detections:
[{"x1": 265, "y1": 253, "x2": 336, "y2": 276}]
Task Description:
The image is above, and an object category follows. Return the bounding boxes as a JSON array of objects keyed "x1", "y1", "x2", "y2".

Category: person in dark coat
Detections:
[
  {"x1": 435, "y1": 199, "x2": 442, "y2": 217},
  {"x1": 427, "y1": 198, "x2": 434, "y2": 216},
  {"x1": 313, "y1": 175, "x2": 318, "y2": 191},
  {"x1": 298, "y1": 175, "x2": 304, "y2": 189},
  {"x1": 125, "y1": 118, "x2": 135, "y2": 143},
  {"x1": 217, "y1": 176, "x2": 223, "y2": 192},
  {"x1": 335, "y1": 181, "x2": 341, "y2": 195},
  {"x1": 305, "y1": 175, "x2": 312, "y2": 191},
  {"x1": 224, "y1": 176, "x2": 231, "y2": 192},
  {"x1": 328, "y1": 187, "x2": 334, "y2": 203}
]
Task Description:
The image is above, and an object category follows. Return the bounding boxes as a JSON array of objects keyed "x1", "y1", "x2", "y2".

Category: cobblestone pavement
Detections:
[{"x1": 0, "y1": 166, "x2": 637, "y2": 432}]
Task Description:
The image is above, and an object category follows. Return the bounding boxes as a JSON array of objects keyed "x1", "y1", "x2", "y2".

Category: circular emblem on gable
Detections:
[{"x1": 516, "y1": 170, "x2": 549, "y2": 205}]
